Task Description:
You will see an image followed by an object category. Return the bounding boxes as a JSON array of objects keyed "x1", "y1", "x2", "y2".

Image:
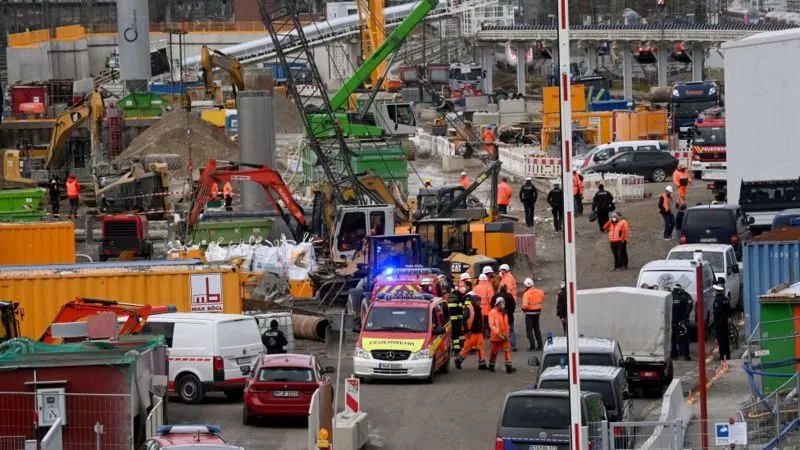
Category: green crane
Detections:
[{"x1": 309, "y1": 0, "x2": 439, "y2": 140}]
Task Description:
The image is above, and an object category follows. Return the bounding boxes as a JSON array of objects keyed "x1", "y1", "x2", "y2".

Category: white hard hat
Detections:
[
  {"x1": 495, "y1": 297, "x2": 505, "y2": 307},
  {"x1": 499, "y1": 264, "x2": 510, "y2": 272},
  {"x1": 482, "y1": 266, "x2": 494, "y2": 274},
  {"x1": 524, "y1": 278, "x2": 534, "y2": 287},
  {"x1": 460, "y1": 171, "x2": 467, "y2": 176},
  {"x1": 665, "y1": 185, "x2": 674, "y2": 193},
  {"x1": 525, "y1": 176, "x2": 532, "y2": 181},
  {"x1": 466, "y1": 291, "x2": 477, "y2": 297},
  {"x1": 479, "y1": 274, "x2": 488, "y2": 281},
  {"x1": 459, "y1": 272, "x2": 471, "y2": 281},
  {"x1": 713, "y1": 284, "x2": 725, "y2": 292}
]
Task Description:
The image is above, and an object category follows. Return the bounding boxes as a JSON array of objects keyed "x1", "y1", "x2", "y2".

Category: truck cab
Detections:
[
  {"x1": 691, "y1": 115, "x2": 726, "y2": 179},
  {"x1": 332, "y1": 205, "x2": 396, "y2": 261},
  {"x1": 671, "y1": 81, "x2": 721, "y2": 138}
]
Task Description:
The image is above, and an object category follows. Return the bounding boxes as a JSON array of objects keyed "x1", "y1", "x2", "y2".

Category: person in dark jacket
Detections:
[
  {"x1": 48, "y1": 175, "x2": 61, "y2": 217},
  {"x1": 658, "y1": 185, "x2": 675, "y2": 240},
  {"x1": 262, "y1": 320, "x2": 288, "y2": 354},
  {"x1": 556, "y1": 281, "x2": 567, "y2": 334},
  {"x1": 671, "y1": 284, "x2": 693, "y2": 361},
  {"x1": 713, "y1": 284, "x2": 732, "y2": 369},
  {"x1": 591, "y1": 184, "x2": 614, "y2": 232},
  {"x1": 519, "y1": 177, "x2": 539, "y2": 227},
  {"x1": 547, "y1": 183, "x2": 564, "y2": 231},
  {"x1": 492, "y1": 284, "x2": 517, "y2": 351},
  {"x1": 675, "y1": 202, "x2": 687, "y2": 233}
]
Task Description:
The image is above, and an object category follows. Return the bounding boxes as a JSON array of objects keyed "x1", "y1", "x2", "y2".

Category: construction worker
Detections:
[
  {"x1": 603, "y1": 213, "x2": 627, "y2": 271},
  {"x1": 659, "y1": 185, "x2": 675, "y2": 240},
  {"x1": 223, "y1": 181, "x2": 234, "y2": 211},
  {"x1": 556, "y1": 281, "x2": 567, "y2": 335},
  {"x1": 454, "y1": 292, "x2": 488, "y2": 370},
  {"x1": 447, "y1": 286, "x2": 465, "y2": 354},
  {"x1": 491, "y1": 284, "x2": 516, "y2": 351},
  {"x1": 521, "y1": 278, "x2": 545, "y2": 350},
  {"x1": 475, "y1": 273, "x2": 495, "y2": 338},
  {"x1": 673, "y1": 163, "x2": 692, "y2": 203},
  {"x1": 48, "y1": 175, "x2": 61, "y2": 217},
  {"x1": 671, "y1": 283, "x2": 693, "y2": 361},
  {"x1": 481, "y1": 125, "x2": 497, "y2": 158},
  {"x1": 547, "y1": 183, "x2": 564, "y2": 231},
  {"x1": 459, "y1": 171, "x2": 471, "y2": 189},
  {"x1": 572, "y1": 170, "x2": 585, "y2": 216},
  {"x1": 617, "y1": 213, "x2": 630, "y2": 269},
  {"x1": 591, "y1": 183, "x2": 614, "y2": 232},
  {"x1": 497, "y1": 177, "x2": 513, "y2": 214},
  {"x1": 519, "y1": 177, "x2": 538, "y2": 227},
  {"x1": 712, "y1": 283, "x2": 732, "y2": 369},
  {"x1": 483, "y1": 265, "x2": 500, "y2": 291},
  {"x1": 488, "y1": 298, "x2": 517, "y2": 373},
  {"x1": 458, "y1": 272, "x2": 473, "y2": 293},
  {"x1": 66, "y1": 174, "x2": 80, "y2": 219},
  {"x1": 210, "y1": 181, "x2": 220, "y2": 202},
  {"x1": 498, "y1": 264, "x2": 517, "y2": 302}
]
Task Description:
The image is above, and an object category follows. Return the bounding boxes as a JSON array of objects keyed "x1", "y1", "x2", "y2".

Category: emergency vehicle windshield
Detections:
[
  {"x1": 693, "y1": 126, "x2": 725, "y2": 145},
  {"x1": 364, "y1": 307, "x2": 429, "y2": 333}
]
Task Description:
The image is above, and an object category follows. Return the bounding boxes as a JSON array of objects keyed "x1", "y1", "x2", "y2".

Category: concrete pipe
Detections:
[
  {"x1": 292, "y1": 314, "x2": 329, "y2": 341},
  {"x1": 649, "y1": 86, "x2": 672, "y2": 103}
]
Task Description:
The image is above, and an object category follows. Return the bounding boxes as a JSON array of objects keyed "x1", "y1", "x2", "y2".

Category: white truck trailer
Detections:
[
  {"x1": 576, "y1": 287, "x2": 673, "y2": 395},
  {"x1": 723, "y1": 30, "x2": 800, "y2": 231}
]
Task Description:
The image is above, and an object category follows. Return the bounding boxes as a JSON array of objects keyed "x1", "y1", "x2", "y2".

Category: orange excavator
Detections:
[{"x1": 188, "y1": 159, "x2": 309, "y2": 240}]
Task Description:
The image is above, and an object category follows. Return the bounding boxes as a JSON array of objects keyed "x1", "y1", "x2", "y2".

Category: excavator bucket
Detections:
[{"x1": 0, "y1": 150, "x2": 35, "y2": 189}]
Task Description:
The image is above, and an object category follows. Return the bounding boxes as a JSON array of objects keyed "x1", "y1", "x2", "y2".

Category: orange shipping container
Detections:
[
  {"x1": 0, "y1": 221, "x2": 74, "y2": 265},
  {"x1": 542, "y1": 85, "x2": 587, "y2": 114},
  {"x1": 613, "y1": 110, "x2": 668, "y2": 141},
  {"x1": 0, "y1": 260, "x2": 243, "y2": 339}
]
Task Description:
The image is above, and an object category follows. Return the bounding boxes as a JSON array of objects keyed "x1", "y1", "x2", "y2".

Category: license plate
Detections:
[
  {"x1": 379, "y1": 363, "x2": 402, "y2": 369},
  {"x1": 709, "y1": 164, "x2": 725, "y2": 169},
  {"x1": 236, "y1": 357, "x2": 252, "y2": 365},
  {"x1": 273, "y1": 390, "x2": 298, "y2": 397},
  {"x1": 530, "y1": 446, "x2": 558, "y2": 450},
  {"x1": 700, "y1": 237, "x2": 718, "y2": 243}
]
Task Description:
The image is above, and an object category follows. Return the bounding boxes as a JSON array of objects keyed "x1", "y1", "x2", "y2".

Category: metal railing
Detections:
[
  {"x1": 597, "y1": 419, "x2": 685, "y2": 450},
  {"x1": 738, "y1": 372, "x2": 800, "y2": 448},
  {"x1": 145, "y1": 396, "x2": 164, "y2": 440}
]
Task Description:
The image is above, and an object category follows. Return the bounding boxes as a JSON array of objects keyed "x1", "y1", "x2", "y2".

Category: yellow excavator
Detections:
[
  {"x1": 0, "y1": 90, "x2": 104, "y2": 188},
  {"x1": 200, "y1": 45, "x2": 245, "y2": 107}
]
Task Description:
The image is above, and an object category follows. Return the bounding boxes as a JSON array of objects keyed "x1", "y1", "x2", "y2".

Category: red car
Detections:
[
  {"x1": 243, "y1": 353, "x2": 334, "y2": 424},
  {"x1": 142, "y1": 424, "x2": 243, "y2": 449}
]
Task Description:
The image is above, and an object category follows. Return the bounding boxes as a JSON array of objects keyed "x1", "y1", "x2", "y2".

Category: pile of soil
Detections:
[
  {"x1": 115, "y1": 110, "x2": 239, "y2": 178},
  {"x1": 273, "y1": 94, "x2": 304, "y2": 133}
]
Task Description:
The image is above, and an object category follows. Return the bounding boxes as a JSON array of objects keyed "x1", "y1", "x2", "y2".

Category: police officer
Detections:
[
  {"x1": 670, "y1": 283, "x2": 692, "y2": 361},
  {"x1": 262, "y1": 320, "x2": 288, "y2": 354},
  {"x1": 713, "y1": 284, "x2": 732, "y2": 369}
]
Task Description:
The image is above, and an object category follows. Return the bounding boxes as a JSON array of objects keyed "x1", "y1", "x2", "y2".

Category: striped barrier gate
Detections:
[
  {"x1": 672, "y1": 150, "x2": 692, "y2": 167},
  {"x1": 581, "y1": 173, "x2": 646, "y2": 203}
]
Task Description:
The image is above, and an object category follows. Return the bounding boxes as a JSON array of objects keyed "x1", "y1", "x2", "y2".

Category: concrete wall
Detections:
[
  {"x1": 8, "y1": 39, "x2": 90, "y2": 83},
  {"x1": 7, "y1": 45, "x2": 53, "y2": 83},
  {"x1": 49, "y1": 40, "x2": 91, "y2": 79}
]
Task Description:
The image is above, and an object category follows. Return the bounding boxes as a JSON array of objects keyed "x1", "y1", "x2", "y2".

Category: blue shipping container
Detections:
[
  {"x1": 742, "y1": 239, "x2": 800, "y2": 338},
  {"x1": 588, "y1": 100, "x2": 634, "y2": 112},
  {"x1": 262, "y1": 62, "x2": 307, "y2": 82},
  {"x1": 149, "y1": 82, "x2": 204, "y2": 95}
]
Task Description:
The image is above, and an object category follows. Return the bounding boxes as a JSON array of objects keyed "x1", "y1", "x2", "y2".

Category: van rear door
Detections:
[{"x1": 217, "y1": 317, "x2": 263, "y2": 382}]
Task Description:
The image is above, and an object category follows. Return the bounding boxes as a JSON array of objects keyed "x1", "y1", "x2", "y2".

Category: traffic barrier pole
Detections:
[{"x1": 695, "y1": 250, "x2": 708, "y2": 450}]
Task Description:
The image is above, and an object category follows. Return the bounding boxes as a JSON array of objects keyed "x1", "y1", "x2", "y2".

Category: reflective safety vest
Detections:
[
  {"x1": 573, "y1": 173, "x2": 585, "y2": 196},
  {"x1": 460, "y1": 176, "x2": 471, "y2": 189},
  {"x1": 210, "y1": 182, "x2": 219, "y2": 201},
  {"x1": 604, "y1": 221, "x2": 626, "y2": 243},
  {"x1": 497, "y1": 182, "x2": 512, "y2": 206},
  {"x1": 223, "y1": 182, "x2": 233, "y2": 197},
  {"x1": 446, "y1": 293, "x2": 463, "y2": 320},
  {"x1": 500, "y1": 272, "x2": 517, "y2": 300},
  {"x1": 521, "y1": 288, "x2": 545, "y2": 313},
  {"x1": 489, "y1": 308, "x2": 510, "y2": 342},
  {"x1": 464, "y1": 302, "x2": 482, "y2": 333},
  {"x1": 66, "y1": 179, "x2": 80, "y2": 198},
  {"x1": 475, "y1": 281, "x2": 495, "y2": 315}
]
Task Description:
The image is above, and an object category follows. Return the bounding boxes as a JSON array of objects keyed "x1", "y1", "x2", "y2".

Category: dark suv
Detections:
[
  {"x1": 680, "y1": 204, "x2": 751, "y2": 258},
  {"x1": 584, "y1": 151, "x2": 678, "y2": 182}
]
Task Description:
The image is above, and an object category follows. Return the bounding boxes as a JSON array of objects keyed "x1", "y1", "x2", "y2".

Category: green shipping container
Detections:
[
  {"x1": 758, "y1": 293, "x2": 800, "y2": 394},
  {"x1": 119, "y1": 92, "x2": 165, "y2": 118},
  {"x1": 0, "y1": 211, "x2": 46, "y2": 223},
  {"x1": 0, "y1": 188, "x2": 45, "y2": 213},
  {"x1": 191, "y1": 217, "x2": 275, "y2": 245}
]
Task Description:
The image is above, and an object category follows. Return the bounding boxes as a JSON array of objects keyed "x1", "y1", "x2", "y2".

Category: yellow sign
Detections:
[{"x1": 360, "y1": 338, "x2": 425, "y2": 352}]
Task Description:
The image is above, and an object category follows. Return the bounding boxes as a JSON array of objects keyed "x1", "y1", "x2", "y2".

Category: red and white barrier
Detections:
[{"x1": 344, "y1": 377, "x2": 360, "y2": 415}]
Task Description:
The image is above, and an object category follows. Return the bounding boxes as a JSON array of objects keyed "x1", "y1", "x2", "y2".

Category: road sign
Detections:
[
  {"x1": 190, "y1": 274, "x2": 224, "y2": 312},
  {"x1": 344, "y1": 377, "x2": 360, "y2": 415},
  {"x1": 715, "y1": 422, "x2": 748, "y2": 445}
]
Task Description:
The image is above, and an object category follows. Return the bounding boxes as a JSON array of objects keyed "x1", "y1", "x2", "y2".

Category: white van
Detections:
[
  {"x1": 667, "y1": 244, "x2": 742, "y2": 309},
  {"x1": 574, "y1": 140, "x2": 669, "y2": 171},
  {"x1": 636, "y1": 259, "x2": 716, "y2": 332},
  {"x1": 141, "y1": 313, "x2": 264, "y2": 403}
]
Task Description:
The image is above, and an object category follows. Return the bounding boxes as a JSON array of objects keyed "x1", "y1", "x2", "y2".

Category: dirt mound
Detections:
[{"x1": 115, "y1": 110, "x2": 238, "y2": 178}]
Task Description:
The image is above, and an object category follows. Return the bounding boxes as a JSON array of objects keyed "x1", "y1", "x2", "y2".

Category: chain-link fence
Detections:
[{"x1": 0, "y1": 391, "x2": 132, "y2": 450}]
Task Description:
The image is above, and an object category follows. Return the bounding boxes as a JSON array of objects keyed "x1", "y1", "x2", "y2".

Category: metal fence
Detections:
[
  {"x1": 0, "y1": 391, "x2": 132, "y2": 450},
  {"x1": 738, "y1": 373, "x2": 800, "y2": 449}
]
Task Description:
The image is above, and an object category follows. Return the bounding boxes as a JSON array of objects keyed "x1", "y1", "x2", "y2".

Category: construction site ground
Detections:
[{"x1": 162, "y1": 164, "x2": 749, "y2": 448}]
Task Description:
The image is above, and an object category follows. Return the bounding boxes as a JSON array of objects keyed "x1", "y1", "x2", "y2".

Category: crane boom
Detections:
[
  {"x1": 357, "y1": 0, "x2": 387, "y2": 88},
  {"x1": 328, "y1": 0, "x2": 438, "y2": 111}
]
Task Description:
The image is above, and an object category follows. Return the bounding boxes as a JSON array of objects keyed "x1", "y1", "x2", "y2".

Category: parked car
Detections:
[
  {"x1": 141, "y1": 424, "x2": 244, "y2": 449},
  {"x1": 496, "y1": 389, "x2": 607, "y2": 450},
  {"x1": 243, "y1": 353, "x2": 334, "y2": 424},
  {"x1": 679, "y1": 204, "x2": 751, "y2": 258},
  {"x1": 667, "y1": 244, "x2": 742, "y2": 309},
  {"x1": 573, "y1": 140, "x2": 667, "y2": 171},
  {"x1": 531, "y1": 336, "x2": 625, "y2": 374},
  {"x1": 771, "y1": 208, "x2": 800, "y2": 231},
  {"x1": 582, "y1": 150, "x2": 679, "y2": 182},
  {"x1": 537, "y1": 365, "x2": 635, "y2": 449},
  {"x1": 140, "y1": 313, "x2": 264, "y2": 403}
]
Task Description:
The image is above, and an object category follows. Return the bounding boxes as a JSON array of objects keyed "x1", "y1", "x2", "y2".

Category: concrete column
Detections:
[
  {"x1": 621, "y1": 45, "x2": 633, "y2": 101},
  {"x1": 691, "y1": 45, "x2": 705, "y2": 81},
  {"x1": 238, "y1": 91, "x2": 276, "y2": 212},
  {"x1": 656, "y1": 43, "x2": 669, "y2": 87},
  {"x1": 584, "y1": 44, "x2": 598, "y2": 75},
  {"x1": 515, "y1": 43, "x2": 527, "y2": 95},
  {"x1": 482, "y1": 45, "x2": 494, "y2": 94}
]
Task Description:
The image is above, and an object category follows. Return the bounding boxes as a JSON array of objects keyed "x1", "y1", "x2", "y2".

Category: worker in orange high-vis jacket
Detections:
[
  {"x1": 66, "y1": 174, "x2": 80, "y2": 219},
  {"x1": 497, "y1": 177, "x2": 513, "y2": 214},
  {"x1": 498, "y1": 264, "x2": 517, "y2": 301},
  {"x1": 572, "y1": 170, "x2": 585, "y2": 216},
  {"x1": 475, "y1": 273, "x2": 495, "y2": 337},
  {"x1": 617, "y1": 212, "x2": 630, "y2": 270},
  {"x1": 488, "y1": 298, "x2": 517, "y2": 373},
  {"x1": 459, "y1": 171, "x2": 471, "y2": 189},
  {"x1": 210, "y1": 182, "x2": 220, "y2": 202},
  {"x1": 603, "y1": 213, "x2": 629, "y2": 271},
  {"x1": 223, "y1": 181, "x2": 234, "y2": 211},
  {"x1": 672, "y1": 163, "x2": 692, "y2": 203},
  {"x1": 481, "y1": 125, "x2": 497, "y2": 158},
  {"x1": 454, "y1": 292, "x2": 489, "y2": 371},
  {"x1": 520, "y1": 278, "x2": 545, "y2": 350},
  {"x1": 458, "y1": 272, "x2": 473, "y2": 293}
]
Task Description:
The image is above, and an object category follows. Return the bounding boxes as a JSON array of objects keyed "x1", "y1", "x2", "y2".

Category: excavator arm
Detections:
[
  {"x1": 44, "y1": 95, "x2": 94, "y2": 168},
  {"x1": 431, "y1": 161, "x2": 502, "y2": 219},
  {"x1": 200, "y1": 45, "x2": 245, "y2": 97},
  {"x1": 189, "y1": 159, "x2": 308, "y2": 240},
  {"x1": 357, "y1": 174, "x2": 411, "y2": 221}
]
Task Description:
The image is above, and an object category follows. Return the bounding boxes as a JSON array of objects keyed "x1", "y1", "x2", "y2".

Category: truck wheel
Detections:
[{"x1": 177, "y1": 374, "x2": 205, "y2": 404}]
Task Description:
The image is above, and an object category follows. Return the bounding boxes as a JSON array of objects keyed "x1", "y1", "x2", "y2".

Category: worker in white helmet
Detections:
[
  {"x1": 457, "y1": 271, "x2": 473, "y2": 293},
  {"x1": 520, "y1": 277, "x2": 546, "y2": 350},
  {"x1": 460, "y1": 171, "x2": 471, "y2": 189},
  {"x1": 475, "y1": 273, "x2": 495, "y2": 338},
  {"x1": 659, "y1": 185, "x2": 675, "y2": 240}
]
